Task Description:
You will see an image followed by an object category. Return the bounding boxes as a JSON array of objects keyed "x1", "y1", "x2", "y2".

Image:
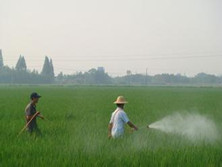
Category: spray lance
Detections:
[{"x1": 136, "y1": 125, "x2": 150, "y2": 130}]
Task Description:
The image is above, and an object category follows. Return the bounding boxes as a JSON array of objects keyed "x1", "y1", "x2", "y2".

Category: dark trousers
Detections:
[{"x1": 27, "y1": 123, "x2": 42, "y2": 136}]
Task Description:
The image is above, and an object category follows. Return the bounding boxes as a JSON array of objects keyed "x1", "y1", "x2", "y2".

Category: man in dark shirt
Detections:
[{"x1": 25, "y1": 92, "x2": 44, "y2": 135}]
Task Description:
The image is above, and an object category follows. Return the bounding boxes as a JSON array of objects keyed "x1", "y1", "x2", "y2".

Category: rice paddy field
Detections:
[{"x1": 0, "y1": 85, "x2": 222, "y2": 167}]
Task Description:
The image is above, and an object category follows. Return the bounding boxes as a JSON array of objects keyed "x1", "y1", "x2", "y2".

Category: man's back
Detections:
[
  {"x1": 25, "y1": 103, "x2": 37, "y2": 131},
  {"x1": 110, "y1": 107, "x2": 129, "y2": 138}
]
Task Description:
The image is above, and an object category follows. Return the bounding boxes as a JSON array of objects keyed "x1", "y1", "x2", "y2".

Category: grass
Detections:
[{"x1": 0, "y1": 86, "x2": 222, "y2": 166}]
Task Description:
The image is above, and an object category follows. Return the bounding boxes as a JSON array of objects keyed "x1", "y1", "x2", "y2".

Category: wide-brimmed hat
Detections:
[{"x1": 114, "y1": 96, "x2": 128, "y2": 104}]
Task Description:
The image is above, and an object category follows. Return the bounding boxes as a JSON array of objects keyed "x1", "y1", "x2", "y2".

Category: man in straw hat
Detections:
[{"x1": 108, "y1": 96, "x2": 138, "y2": 138}]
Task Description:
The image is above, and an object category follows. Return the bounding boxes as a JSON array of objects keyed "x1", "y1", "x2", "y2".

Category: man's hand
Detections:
[
  {"x1": 36, "y1": 111, "x2": 44, "y2": 119},
  {"x1": 108, "y1": 123, "x2": 113, "y2": 139},
  {"x1": 38, "y1": 115, "x2": 44, "y2": 120},
  {"x1": 127, "y1": 121, "x2": 138, "y2": 131}
]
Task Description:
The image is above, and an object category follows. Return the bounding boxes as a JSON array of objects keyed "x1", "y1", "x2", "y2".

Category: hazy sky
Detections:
[{"x1": 0, "y1": 0, "x2": 222, "y2": 76}]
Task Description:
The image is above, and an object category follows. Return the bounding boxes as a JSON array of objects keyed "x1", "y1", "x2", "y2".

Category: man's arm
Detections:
[
  {"x1": 26, "y1": 111, "x2": 40, "y2": 121},
  {"x1": 37, "y1": 114, "x2": 44, "y2": 120},
  {"x1": 127, "y1": 121, "x2": 138, "y2": 131},
  {"x1": 26, "y1": 115, "x2": 32, "y2": 121},
  {"x1": 108, "y1": 123, "x2": 113, "y2": 138}
]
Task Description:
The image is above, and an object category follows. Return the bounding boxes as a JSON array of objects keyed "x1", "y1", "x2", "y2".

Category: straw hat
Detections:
[{"x1": 114, "y1": 96, "x2": 128, "y2": 104}]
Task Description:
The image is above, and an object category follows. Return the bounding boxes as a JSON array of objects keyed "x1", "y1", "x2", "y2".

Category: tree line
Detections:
[
  {"x1": 56, "y1": 71, "x2": 222, "y2": 86},
  {"x1": 0, "y1": 50, "x2": 222, "y2": 85},
  {"x1": 0, "y1": 50, "x2": 54, "y2": 84}
]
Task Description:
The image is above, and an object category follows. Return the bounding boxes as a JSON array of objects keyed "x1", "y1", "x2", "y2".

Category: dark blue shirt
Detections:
[{"x1": 25, "y1": 102, "x2": 37, "y2": 129}]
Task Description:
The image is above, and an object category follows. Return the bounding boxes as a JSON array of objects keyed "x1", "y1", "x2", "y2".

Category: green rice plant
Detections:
[{"x1": 0, "y1": 86, "x2": 222, "y2": 166}]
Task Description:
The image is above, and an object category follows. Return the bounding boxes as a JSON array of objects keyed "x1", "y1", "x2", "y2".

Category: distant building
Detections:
[{"x1": 97, "y1": 67, "x2": 105, "y2": 73}]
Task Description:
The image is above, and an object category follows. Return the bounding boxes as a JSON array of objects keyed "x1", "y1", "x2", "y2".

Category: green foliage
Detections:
[
  {"x1": 49, "y1": 59, "x2": 54, "y2": 78},
  {"x1": 58, "y1": 68, "x2": 112, "y2": 85},
  {"x1": 0, "y1": 53, "x2": 55, "y2": 84},
  {"x1": 15, "y1": 55, "x2": 27, "y2": 71},
  {"x1": 0, "y1": 49, "x2": 3, "y2": 69},
  {"x1": 41, "y1": 56, "x2": 50, "y2": 76},
  {"x1": 0, "y1": 50, "x2": 221, "y2": 85},
  {"x1": 0, "y1": 86, "x2": 222, "y2": 166},
  {"x1": 0, "y1": 67, "x2": 49, "y2": 84},
  {"x1": 41, "y1": 56, "x2": 55, "y2": 83}
]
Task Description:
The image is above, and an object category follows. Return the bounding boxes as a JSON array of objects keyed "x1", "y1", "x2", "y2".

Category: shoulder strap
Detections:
[{"x1": 113, "y1": 108, "x2": 120, "y2": 121}]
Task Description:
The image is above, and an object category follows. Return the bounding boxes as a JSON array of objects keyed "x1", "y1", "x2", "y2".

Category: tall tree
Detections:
[
  {"x1": 49, "y1": 58, "x2": 55, "y2": 78},
  {"x1": 0, "y1": 49, "x2": 3, "y2": 69},
  {"x1": 41, "y1": 56, "x2": 51, "y2": 76},
  {"x1": 16, "y1": 55, "x2": 27, "y2": 71},
  {"x1": 41, "y1": 56, "x2": 55, "y2": 83}
]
